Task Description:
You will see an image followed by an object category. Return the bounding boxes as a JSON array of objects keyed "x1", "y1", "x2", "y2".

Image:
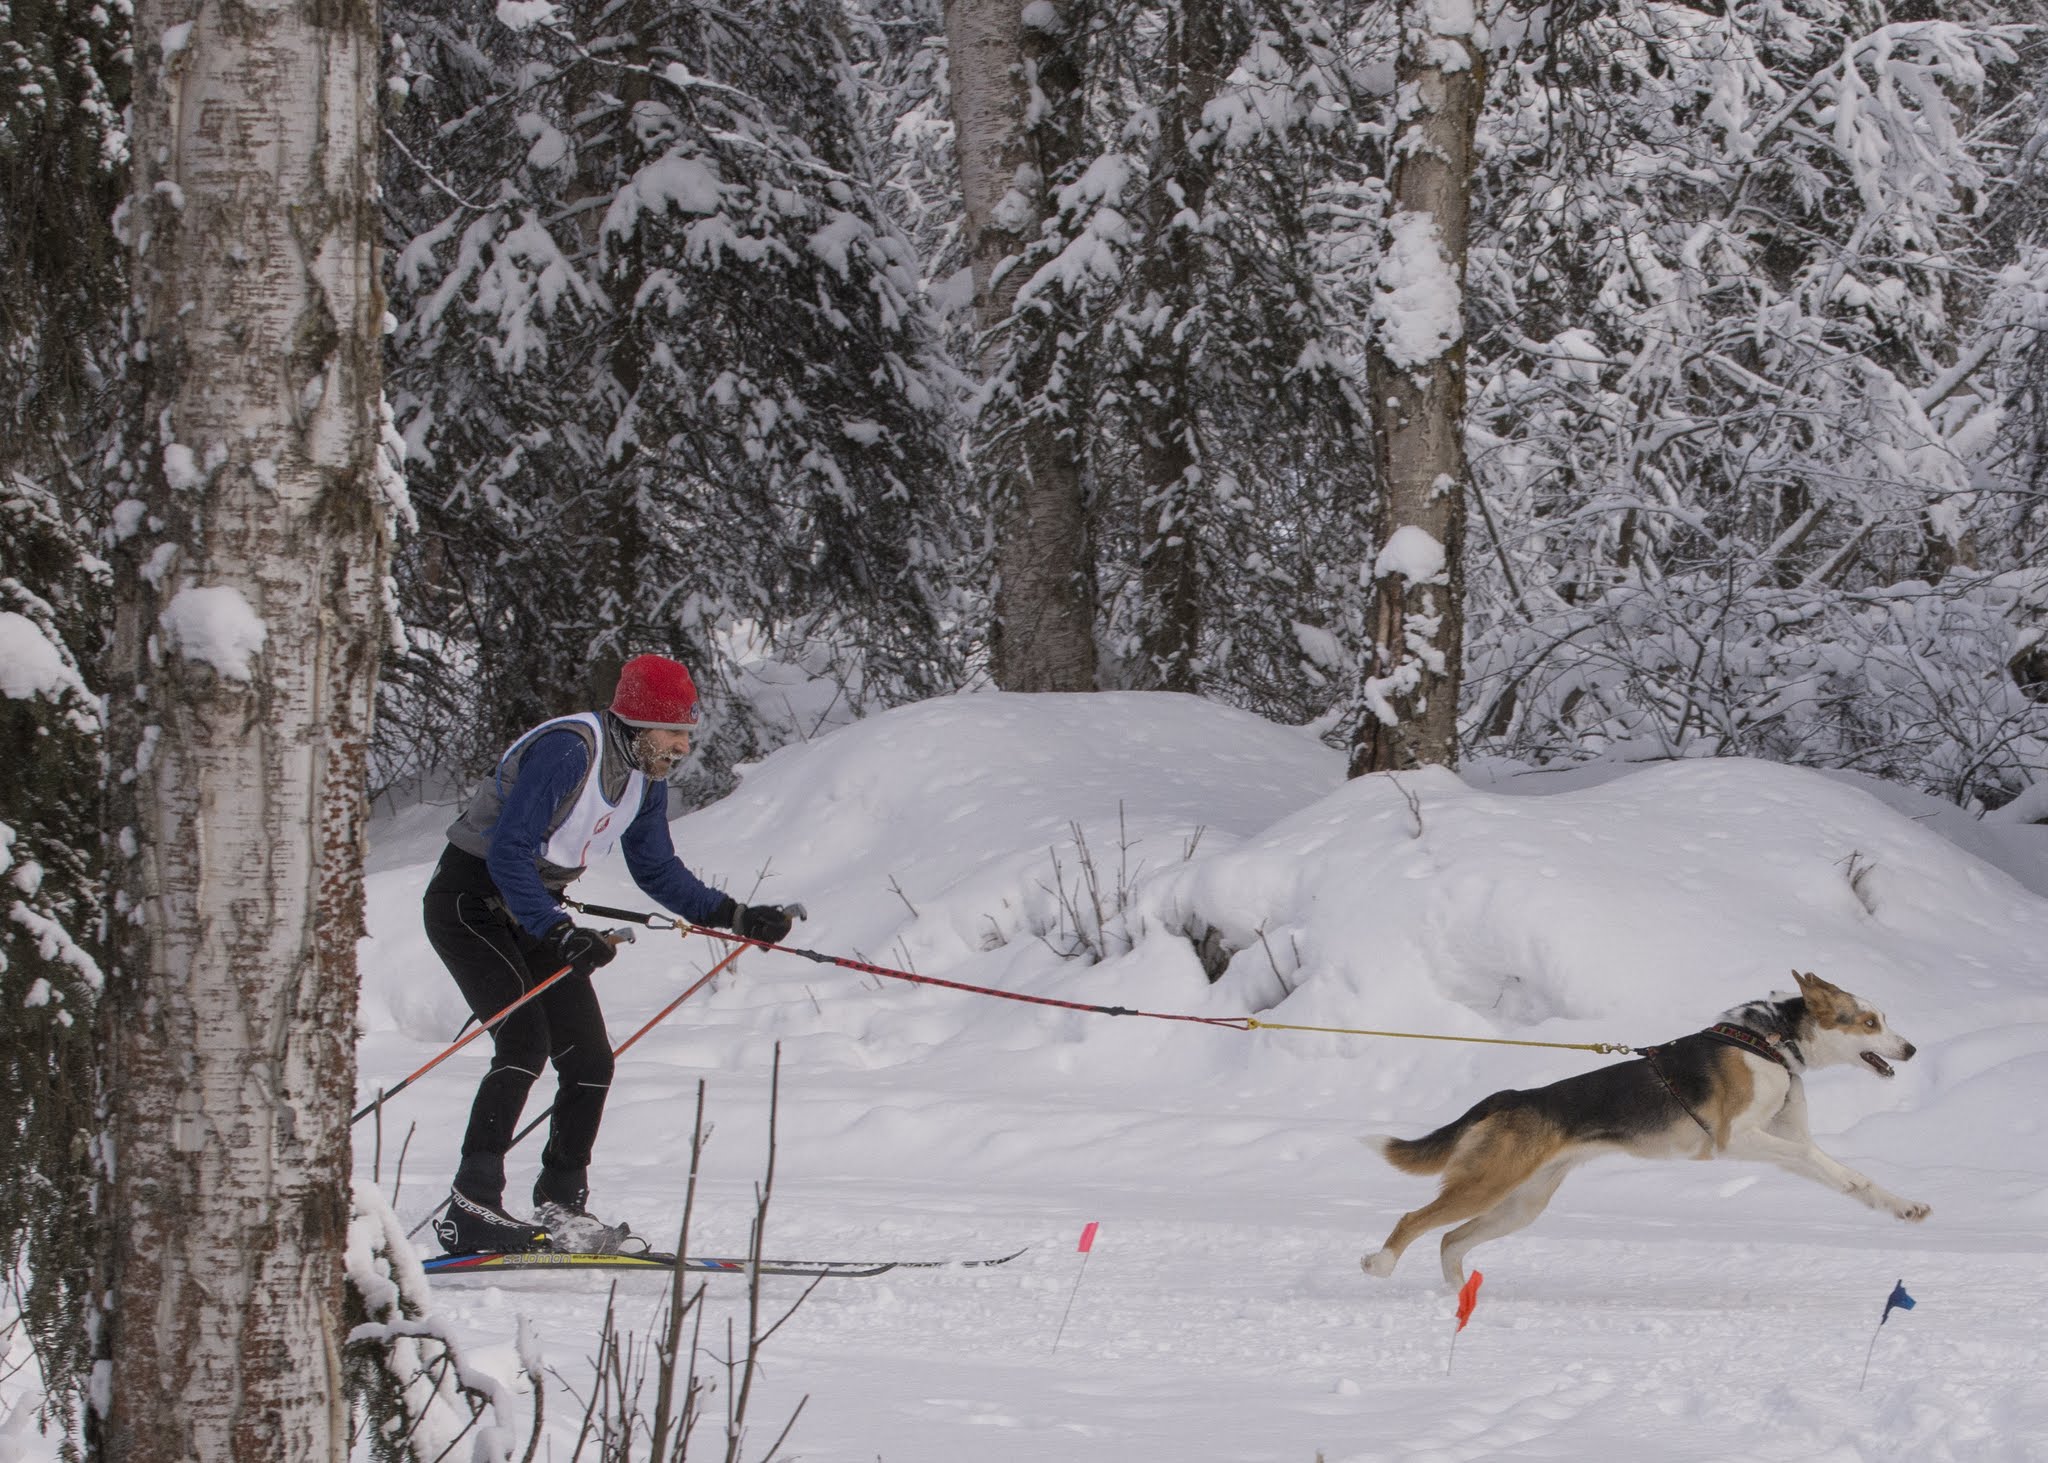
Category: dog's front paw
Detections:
[
  {"x1": 1361, "y1": 1249, "x2": 1396, "y2": 1278},
  {"x1": 1894, "y1": 1199, "x2": 1931, "y2": 1223}
]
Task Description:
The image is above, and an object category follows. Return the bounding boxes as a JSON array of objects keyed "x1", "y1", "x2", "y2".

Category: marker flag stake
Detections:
[
  {"x1": 1447, "y1": 1269, "x2": 1484, "y2": 1375},
  {"x1": 1857, "y1": 1279, "x2": 1915, "y2": 1392},
  {"x1": 1051, "y1": 1223, "x2": 1099, "y2": 1353}
]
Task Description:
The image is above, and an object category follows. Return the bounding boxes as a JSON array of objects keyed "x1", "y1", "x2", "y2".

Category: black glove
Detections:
[
  {"x1": 731, "y1": 902, "x2": 795, "y2": 945},
  {"x1": 543, "y1": 921, "x2": 616, "y2": 977}
]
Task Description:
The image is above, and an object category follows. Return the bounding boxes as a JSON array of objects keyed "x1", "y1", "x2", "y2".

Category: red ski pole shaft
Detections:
[
  {"x1": 611, "y1": 942, "x2": 746, "y2": 1059},
  {"x1": 353, "y1": 928, "x2": 634, "y2": 1127},
  {"x1": 352, "y1": 962, "x2": 574, "y2": 1126},
  {"x1": 500, "y1": 943, "x2": 745, "y2": 1145},
  {"x1": 403, "y1": 940, "x2": 745, "y2": 1240}
]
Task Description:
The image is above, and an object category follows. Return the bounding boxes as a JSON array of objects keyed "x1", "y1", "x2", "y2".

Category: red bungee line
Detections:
[{"x1": 564, "y1": 898, "x2": 1253, "y2": 1032}]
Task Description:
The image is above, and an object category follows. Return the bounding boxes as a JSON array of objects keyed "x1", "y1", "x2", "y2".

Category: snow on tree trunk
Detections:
[
  {"x1": 947, "y1": 0, "x2": 1098, "y2": 691},
  {"x1": 96, "y1": 0, "x2": 389, "y2": 1455},
  {"x1": 1351, "y1": 0, "x2": 1482, "y2": 776}
]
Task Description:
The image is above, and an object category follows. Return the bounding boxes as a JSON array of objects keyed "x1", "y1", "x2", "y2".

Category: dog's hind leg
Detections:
[
  {"x1": 1437, "y1": 1158, "x2": 1573, "y2": 1286},
  {"x1": 1362, "y1": 1119, "x2": 1551, "y2": 1279}
]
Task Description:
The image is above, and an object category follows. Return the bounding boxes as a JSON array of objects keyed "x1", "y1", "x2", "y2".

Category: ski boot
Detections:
[
  {"x1": 434, "y1": 1188, "x2": 552, "y2": 1256},
  {"x1": 534, "y1": 1170, "x2": 635, "y2": 1255}
]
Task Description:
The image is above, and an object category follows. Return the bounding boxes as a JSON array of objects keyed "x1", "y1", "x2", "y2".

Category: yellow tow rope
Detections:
[
  {"x1": 1242, "y1": 1016, "x2": 1636, "y2": 1055},
  {"x1": 564, "y1": 899, "x2": 1642, "y2": 1055}
]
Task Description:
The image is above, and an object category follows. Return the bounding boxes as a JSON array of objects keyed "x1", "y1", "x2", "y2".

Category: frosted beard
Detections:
[{"x1": 630, "y1": 728, "x2": 685, "y2": 780}]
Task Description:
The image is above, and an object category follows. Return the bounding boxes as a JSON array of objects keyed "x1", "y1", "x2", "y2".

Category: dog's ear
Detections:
[{"x1": 1793, "y1": 969, "x2": 1842, "y2": 1001}]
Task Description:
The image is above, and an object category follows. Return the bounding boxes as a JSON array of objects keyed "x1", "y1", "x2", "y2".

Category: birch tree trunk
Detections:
[
  {"x1": 1349, "y1": 0, "x2": 1483, "y2": 776},
  {"x1": 96, "y1": 0, "x2": 388, "y2": 1455},
  {"x1": 946, "y1": 0, "x2": 1098, "y2": 691}
]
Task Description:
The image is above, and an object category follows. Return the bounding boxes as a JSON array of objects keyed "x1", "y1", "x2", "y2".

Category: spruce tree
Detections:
[
  {"x1": 0, "y1": 0, "x2": 124, "y2": 1416},
  {"x1": 1459, "y1": 0, "x2": 2048, "y2": 805},
  {"x1": 381, "y1": 0, "x2": 963, "y2": 796},
  {"x1": 938, "y1": 0, "x2": 1384, "y2": 720},
  {"x1": 0, "y1": 479, "x2": 105, "y2": 1422}
]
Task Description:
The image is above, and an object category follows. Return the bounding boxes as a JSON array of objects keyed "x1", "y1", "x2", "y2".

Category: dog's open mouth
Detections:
[{"x1": 1861, "y1": 1051, "x2": 1896, "y2": 1078}]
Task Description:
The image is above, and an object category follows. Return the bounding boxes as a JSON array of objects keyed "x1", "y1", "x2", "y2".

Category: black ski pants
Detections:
[{"x1": 422, "y1": 846, "x2": 614, "y2": 1207}]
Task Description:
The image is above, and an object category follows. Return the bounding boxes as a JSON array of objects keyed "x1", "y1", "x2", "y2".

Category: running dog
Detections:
[{"x1": 1360, "y1": 971, "x2": 1928, "y2": 1286}]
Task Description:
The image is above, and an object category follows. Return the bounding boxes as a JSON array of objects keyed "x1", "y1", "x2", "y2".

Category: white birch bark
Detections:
[
  {"x1": 97, "y1": 0, "x2": 388, "y2": 1456},
  {"x1": 946, "y1": 0, "x2": 1098, "y2": 691},
  {"x1": 1351, "y1": 0, "x2": 1483, "y2": 776}
]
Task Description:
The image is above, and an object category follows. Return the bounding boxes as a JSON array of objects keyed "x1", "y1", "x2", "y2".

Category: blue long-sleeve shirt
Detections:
[{"x1": 485, "y1": 729, "x2": 730, "y2": 938}]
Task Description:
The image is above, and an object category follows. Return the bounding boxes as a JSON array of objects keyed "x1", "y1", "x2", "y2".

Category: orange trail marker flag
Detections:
[
  {"x1": 1052, "y1": 1223, "x2": 1099, "y2": 1352},
  {"x1": 1456, "y1": 1271, "x2": 1484, "y2": 1330},
  {"x1": 1447, "y1": 1270, "x2": 1484, "y2": 1374}
]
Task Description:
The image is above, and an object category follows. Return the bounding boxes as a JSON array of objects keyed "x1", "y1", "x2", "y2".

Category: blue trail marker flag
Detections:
[{"x1": 1859, "y1": 1278, "x2": 1917, "y2": 1390}]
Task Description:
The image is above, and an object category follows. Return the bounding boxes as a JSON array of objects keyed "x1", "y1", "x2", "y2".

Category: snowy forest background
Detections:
[{"x1": 2, "y1": 0, "x2": 2047, "y2": 1451}]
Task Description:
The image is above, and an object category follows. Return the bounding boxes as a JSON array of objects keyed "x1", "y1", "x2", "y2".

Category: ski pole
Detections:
[
  {"x1": 403, "y1": 940, "x2": 747, "y2": 1240},
  {"x1": 352, "y1": 927, "x2": 636, "y2": 1127},
  {"x1": 607, "y1": 940, "x2": 744, "y2": 1062}
]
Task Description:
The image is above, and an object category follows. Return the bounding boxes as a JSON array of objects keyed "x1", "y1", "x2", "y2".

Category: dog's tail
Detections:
[{"x1": 1363, "y1": 1092, "x2": 1516, "y2": 1176}]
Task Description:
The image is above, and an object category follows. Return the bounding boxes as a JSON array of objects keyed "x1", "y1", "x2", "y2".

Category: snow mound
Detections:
[{"x1": 358, "y1": 689, "x2": 2048, "y2": 1172}]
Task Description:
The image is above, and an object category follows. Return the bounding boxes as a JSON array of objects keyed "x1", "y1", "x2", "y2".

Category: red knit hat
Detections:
[{"x1": 611, "y1": 654, "x2": 699, "y2": 729}]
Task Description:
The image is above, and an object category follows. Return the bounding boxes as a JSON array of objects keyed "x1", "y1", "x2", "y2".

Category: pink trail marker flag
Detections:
[{"x1": 1052, "y1": 1222, "x2": 1100, "y2": 1352}]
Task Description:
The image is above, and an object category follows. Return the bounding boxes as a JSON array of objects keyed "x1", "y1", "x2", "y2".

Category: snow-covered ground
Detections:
[{"x1": 13, "y1": 691, "x2": 2046, "y2": 1460}]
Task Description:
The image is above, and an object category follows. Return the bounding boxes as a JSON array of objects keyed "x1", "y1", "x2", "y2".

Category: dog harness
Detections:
[
  {"x1": 1699, "y1": 1022, "x2": 1792, "y2": 1068},
  {"x1": 1642, "y1": 1023, "x2": 1792, "y2": 1142}
]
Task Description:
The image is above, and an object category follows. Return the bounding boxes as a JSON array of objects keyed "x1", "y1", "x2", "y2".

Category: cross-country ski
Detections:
[{"x1": 419, "y1": 1246, "x2": 1031, "y2": 1279}]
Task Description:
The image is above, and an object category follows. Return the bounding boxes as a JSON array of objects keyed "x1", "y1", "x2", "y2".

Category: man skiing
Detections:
[{"x1": 424, "y1": 653, "x2": 801, "y2": 1255}]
